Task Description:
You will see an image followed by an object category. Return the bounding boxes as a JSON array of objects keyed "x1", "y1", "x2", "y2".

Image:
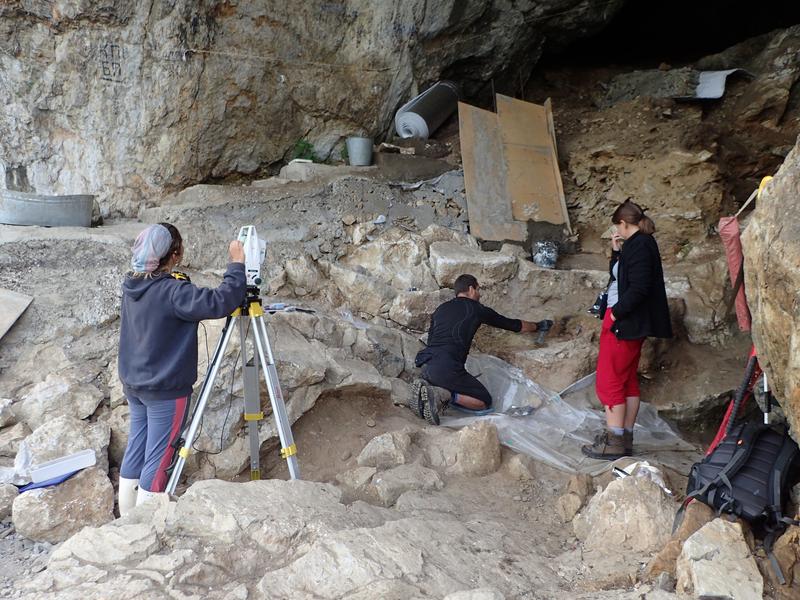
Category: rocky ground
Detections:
[{"x1": 2, "y1": 24, "x2": 800, "y2": 600}]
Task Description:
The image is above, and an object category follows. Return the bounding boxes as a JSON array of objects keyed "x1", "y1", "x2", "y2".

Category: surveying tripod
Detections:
[{"x1": 165, "y1": 285, "x2": 300, "y2": 495}]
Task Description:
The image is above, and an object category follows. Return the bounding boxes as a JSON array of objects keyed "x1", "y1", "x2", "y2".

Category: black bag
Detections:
[
  {"x1": 587, "y1": 291, "x2": 608, "y2": 319},
  {"x1": 684, "y1": 421, "x2": 800, "y2": 583}
]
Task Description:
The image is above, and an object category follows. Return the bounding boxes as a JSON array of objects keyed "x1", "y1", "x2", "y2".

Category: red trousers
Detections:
[{"x1": 596, "y1": 309, "x2": 644, "y2": 407}]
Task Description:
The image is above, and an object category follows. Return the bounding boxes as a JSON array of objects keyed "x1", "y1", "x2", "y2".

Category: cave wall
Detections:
[{"x1": 0, "y1": 0, "x2": 622, "y2": 216}]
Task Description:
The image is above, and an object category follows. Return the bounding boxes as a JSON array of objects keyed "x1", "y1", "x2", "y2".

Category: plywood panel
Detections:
[
  {"x1": 0, "y1": 288, "x2": 32, "y2": 342},
  {"x1": 496, "y1": 94, "x2": 571, "y2": 231},
  {"x1": 458, "y1": 102, "x2": 527, "y2": 242}
]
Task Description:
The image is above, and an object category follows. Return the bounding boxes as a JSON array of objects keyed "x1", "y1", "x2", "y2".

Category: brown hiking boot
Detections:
[
  {"x1": 581, "y1": 430, "x2": 626, "y2": 461},
  {"x1": 623, "y1": 430, "x2": 633, "y2": 456}
]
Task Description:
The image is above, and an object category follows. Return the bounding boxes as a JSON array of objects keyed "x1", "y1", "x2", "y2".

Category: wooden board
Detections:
[
  {"x1": 496, "y1": 94, "x2": 571, "y2": 231},
  {"x1": 458, "y1": 101, "x2": 527, "y2": 242},
  {"x1": 0, "y1": 288, "x2": 32, "y2": 342}
]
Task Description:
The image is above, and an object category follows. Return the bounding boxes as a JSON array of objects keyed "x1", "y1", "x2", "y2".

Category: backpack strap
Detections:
[
  {"x1": 761, "y1": 429, "x2": 800, "y2": 585},
  {"x1": 725, "y1": 355, "x2": 759, "y2": 438}
]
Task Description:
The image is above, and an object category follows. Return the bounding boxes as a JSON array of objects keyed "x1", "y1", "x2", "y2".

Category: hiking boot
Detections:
[
  {"x1": 581, "y1": 430, "x2": 626, "y2": 461},
  {"x1": 421, "y1": 381, "x2": 451, "y2": 426},
  {"x1": 623, "y1": 430, "x2": 634, "y2": 456},
  {"x1": 408, "y1": 379, "x2": 425, "y2": 419}
]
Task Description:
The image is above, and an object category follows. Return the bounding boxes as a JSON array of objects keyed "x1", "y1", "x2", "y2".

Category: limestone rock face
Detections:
[
  {"x1": 340, "y1": 229, "x2": 438, "y2": 292},
  {"x1": 0, "y1": 1, "x2": 623, "y2": 215},
  {"x1": 573, "y1": 476, "x2": 676, "y2": 554},
  {"x1": 389, "y1": 288, "x2": 453, "y2": 330},
  {"x1": 742, "y1": 139, "x2": 800, "y2": 443},
  {"x1": 14, "y1": 478, "x2": 586, "y2": 599},
  {"x1": 12, "y1": 467, "x2": 114, "y2": 543},
  {"x1": 676, "y1": 519, "x2": 763, "y2": 600}
]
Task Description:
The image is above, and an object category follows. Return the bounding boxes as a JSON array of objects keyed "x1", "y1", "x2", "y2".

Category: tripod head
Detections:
[{"x1": 237, "y1": 225, "x2": 267, "y2": 287}]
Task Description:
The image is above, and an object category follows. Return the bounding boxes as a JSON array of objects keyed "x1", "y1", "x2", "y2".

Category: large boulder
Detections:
[
  {"x1": 357, "y1": 431, "x2": 412, "y2": 469},
  {"x1": 573, "y1": 476, "x2": 676, "y2": 554},
  {"x1": 0, "y1": 421, "x2": 30, "y2": 458},
  {"x1": 0, "y1": 397, "x2": 15, "y2": 428},
  {"x1": 372, "y1": 464, "x2": 443, "y2": 507},
  {"x1": 742, "y1": 140, "x2": 800, "y2": 443},
  {"x1": 0, "y1": 482, "x2": 18, "y2": 519},
  {"x1": 12, "y1": 467, "x2": 114, "y2": 543},
  {"x1": 429, "y1": 242, "x2": 518, "y2": 287},
  {"x1": 448, "y1": 421, "x2": 502, "y2": 476},
  {"x1": 13, "y1": 372, "x2": 105, "y2": 430},
  {"x1": 15, "y1": 416, "x2": 111, "y2": 479},
  {"x1": 0, "y1": 2, "x2": 623, "y2": 215},
  {"x1": 645, "y1": 499, "x2": 715, "y2": 579},
  {"x1": 676, "y1": 519, "x2": 763, "y2": 600}
]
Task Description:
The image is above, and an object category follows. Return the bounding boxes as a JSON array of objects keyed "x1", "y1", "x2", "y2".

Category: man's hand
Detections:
[
  {"x1": 229, "y1": 240, "x2": 245, "y2": 264},
  {"x1": 520, "y1": 320, "x2": 553, "y2": 333},
  {"x1": 609, "y1": 311, "x2": 616, "y2": 322}
]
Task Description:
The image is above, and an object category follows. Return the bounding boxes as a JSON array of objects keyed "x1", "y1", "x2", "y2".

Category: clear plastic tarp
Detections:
[{"x1": 442, "y1": 354, "x2": 699, "y2": 476}]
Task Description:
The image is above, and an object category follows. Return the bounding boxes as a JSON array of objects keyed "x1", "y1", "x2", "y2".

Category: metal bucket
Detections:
[
  {"x1": 0, "y1": 190, "x2": 94, "y2": 227},
  {"x1": 346, "y1": 137, "x2": 373, "y2": 166}
]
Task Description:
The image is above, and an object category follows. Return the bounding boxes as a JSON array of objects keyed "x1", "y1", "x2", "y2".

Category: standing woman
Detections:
[
  {"x1": 117, "y1": 223, "x2": 246, "y2": 514},
  {"x1": 582, "y1": 200, "x2": 672, "y2": 460}
]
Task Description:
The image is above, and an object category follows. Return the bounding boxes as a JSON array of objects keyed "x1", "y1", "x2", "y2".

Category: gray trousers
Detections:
[{"x1": 120, "y1": 392, "x2": 189, "y2": 492}]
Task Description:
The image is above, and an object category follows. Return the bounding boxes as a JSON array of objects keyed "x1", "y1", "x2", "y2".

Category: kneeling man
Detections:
[{"x1": 413, "y1": 274, "x2": 551, "y2": 424}]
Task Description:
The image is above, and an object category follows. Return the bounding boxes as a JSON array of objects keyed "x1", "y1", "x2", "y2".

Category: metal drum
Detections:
[{"x1": 0, "y1": 190, "x2": 94, "y2": 227}]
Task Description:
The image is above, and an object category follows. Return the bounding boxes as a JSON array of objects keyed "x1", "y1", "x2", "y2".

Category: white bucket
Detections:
[{"x1": 346, "y1": 137, "x2": 373, "y2": 166}]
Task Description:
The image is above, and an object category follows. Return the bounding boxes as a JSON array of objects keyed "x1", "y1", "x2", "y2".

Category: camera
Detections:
[
  {"x1": 238, "y1": 225, "x2": 267, "y2": 287},
  {"x1": 588, "y1": 291, "x2": 608, "y2": 319}
]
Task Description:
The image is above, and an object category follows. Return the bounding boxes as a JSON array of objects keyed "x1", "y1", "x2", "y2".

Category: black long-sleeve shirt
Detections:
[{"x1": 415, "y1": 296, "x2": 522, "y2": 367}]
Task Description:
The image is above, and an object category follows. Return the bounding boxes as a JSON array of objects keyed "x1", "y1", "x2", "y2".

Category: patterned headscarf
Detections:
[{"x1": 131, "y1": 224, "x2": 173, "y2": 273}]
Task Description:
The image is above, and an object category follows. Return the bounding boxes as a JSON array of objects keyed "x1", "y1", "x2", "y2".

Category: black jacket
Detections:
[
  {"x1": 415, "y1": 297, "x2": 522, "y2": 367},
  {"x1": 609, "y1": 231, "x2": 672, "y2": 340}
]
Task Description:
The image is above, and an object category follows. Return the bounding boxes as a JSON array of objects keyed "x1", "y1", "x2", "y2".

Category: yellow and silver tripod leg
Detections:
[
  {"x1": 240, "y1": 317, "x2": 263, "y2": 480},
  {"x1": 165, "y1": 315, "x2": 238, "y2": 495},
  {"x1": 252, "y1": 313, "x2": 300, "y2": 479}
]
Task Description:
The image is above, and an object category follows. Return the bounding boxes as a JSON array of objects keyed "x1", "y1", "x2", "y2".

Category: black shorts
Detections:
[{"x1": 421, "y1": 360, "x2": 492, "y2": 407}]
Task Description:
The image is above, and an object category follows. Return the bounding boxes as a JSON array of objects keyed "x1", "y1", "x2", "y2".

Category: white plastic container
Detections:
[{"x1": 31, "y1": 448, "x2": 96, "y2": 483}]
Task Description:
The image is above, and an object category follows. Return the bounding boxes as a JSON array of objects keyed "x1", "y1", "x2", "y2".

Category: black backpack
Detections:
[{"x1": 684, "y1": 421, "x2": 800, "y2": 583}]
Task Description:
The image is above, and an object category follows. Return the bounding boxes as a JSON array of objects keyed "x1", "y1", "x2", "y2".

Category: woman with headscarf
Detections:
[
  {"x1": 582, "y1": 201, "x2": 672, "y2": 460},
  {"x1": 117, "y1": 223, "x2": 246, "y2": 514}
]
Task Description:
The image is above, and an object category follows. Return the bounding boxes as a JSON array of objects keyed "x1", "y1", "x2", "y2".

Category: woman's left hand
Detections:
[{"x1": 609, "y1": 311, "x2": 616, "y2": 322}]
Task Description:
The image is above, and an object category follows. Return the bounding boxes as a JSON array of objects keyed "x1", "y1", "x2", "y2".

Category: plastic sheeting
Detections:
[
  {"x1": 442, "y1": 356, "x2": 699, "y2": 476},
  {"x1": 394, "y1": 81, "x2": 459, "y2": 139}
]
